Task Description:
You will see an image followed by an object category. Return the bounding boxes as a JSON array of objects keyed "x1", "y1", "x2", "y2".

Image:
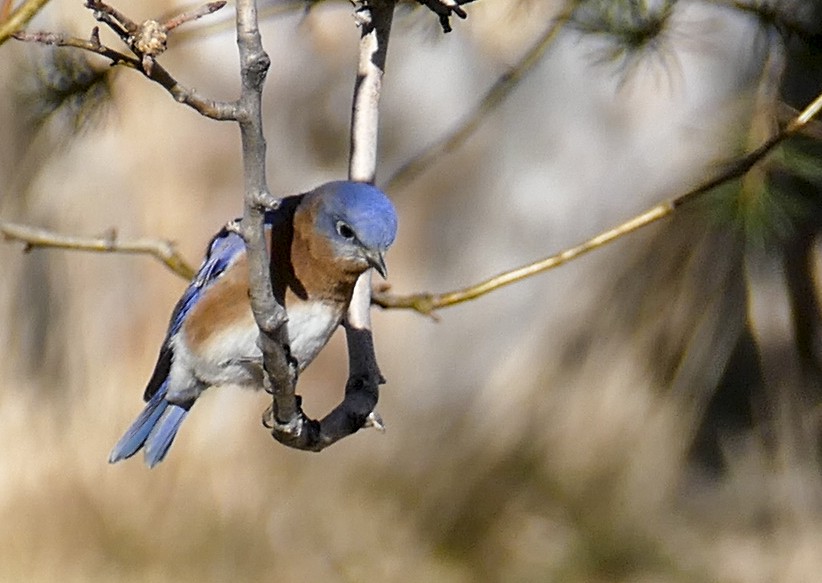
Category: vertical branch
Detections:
[
  {"x1": 345, "y1": 0, "x2": 396, "y2": 409},
  {"x1": 261, "y1": 0, "x2": 397, "y2": 450},
  {"x1": 233, "y1": 0, "x2": 299, "y2": 427},
  {"x1": 349, "y1": 1, "x2": 394, "y2": 184}
]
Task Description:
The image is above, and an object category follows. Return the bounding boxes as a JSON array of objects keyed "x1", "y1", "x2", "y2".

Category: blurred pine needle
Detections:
[{"x1": 16, "y1": 47, "x2": 114, "y2": 137}]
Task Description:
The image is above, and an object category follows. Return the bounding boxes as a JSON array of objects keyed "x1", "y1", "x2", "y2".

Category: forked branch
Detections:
[{"x1": 14, "y1": 0, "x2": 236, "y2": 120}]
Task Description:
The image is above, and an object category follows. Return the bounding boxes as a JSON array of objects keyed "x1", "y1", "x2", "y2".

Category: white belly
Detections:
[
  {"x1": 170, "y1": 300, "x2": 343, "y2": 400},
  {"x1": 284, "y1": 300, "x2": 345, "y2": 366}
]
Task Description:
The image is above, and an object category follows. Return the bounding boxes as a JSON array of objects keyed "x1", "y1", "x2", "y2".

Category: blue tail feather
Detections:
[
  {"x1": 143, "y1": 406, "x2": 189, "y2": 468},
  {"x1": 109, "y1": 381, "x2": 189, "y2": 467}
]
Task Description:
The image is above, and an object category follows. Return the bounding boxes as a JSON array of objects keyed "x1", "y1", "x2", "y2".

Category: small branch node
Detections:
[
  {"x1": 130, "y1": 19, "x2": 166, "y2": 75},
  {"x1": 252, "y1": 190, "x2": 280, "y2": 211},
  {"x1": 258, "y1": 310, "x2": 289, "y2": 335},
  {"x1": 364, "y1": 410, "x2": 386, "y2": 432},
  {"x1": 243, "y1": 52, "x2": 270, "y2": 87}
]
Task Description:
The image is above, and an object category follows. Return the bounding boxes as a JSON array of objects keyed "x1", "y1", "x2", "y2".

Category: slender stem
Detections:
[
  {"x1": 0, "y1": 0, "x2": 52, "y2": 46},
  {"x1": 346, "y1": 1, "x2": 396, "y2": 336},
  {"x1": 349, "y1": 2, "x2": 395, "y2": 184},
  {"x1": 0, "y1": 220, "x2": 196, "y2": 279},
  {"x1": 373, "y1": 88, "x2": 822, "y2": 316}
]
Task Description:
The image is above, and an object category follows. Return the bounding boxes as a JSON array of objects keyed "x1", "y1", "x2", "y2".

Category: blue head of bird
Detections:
[{"x1": 308, "y1": 181, "x2": 398, "y2": 278}]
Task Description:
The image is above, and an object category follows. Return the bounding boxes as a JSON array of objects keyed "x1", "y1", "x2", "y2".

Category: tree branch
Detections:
[
  {"x1": 263, "y1": 0, "x2": 399, "y2": 449},
  {"x1": 373, "y1": 89, "x2": 822, "y2": 317},
  {"x1": 0, "y1": 219, "x2": 196, "y2": 279},
  {"x1": 0, "y1": 0, "x2": 51, "y2": 47},
  {"x1": 222, "y1": 0, "x2": 310, "y2": 449},
  {"x1": 14, "y1": 1, "x2": 237, "y2": 120}
]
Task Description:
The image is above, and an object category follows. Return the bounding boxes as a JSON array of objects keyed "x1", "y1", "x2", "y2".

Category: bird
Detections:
[{"x1": 109, "y1": 180, "x2": 398, "y2": 467}]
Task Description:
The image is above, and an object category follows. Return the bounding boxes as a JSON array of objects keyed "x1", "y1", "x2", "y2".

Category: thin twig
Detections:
[
  {"x1": 15, "y1": 1, "x2": 236, "y2": 119},
  {"x1": 0, "y1": 0, "x2": 51, "y2": 47},
  {"x1": 164, "y1": 1, "x2": 226, "y2": 31},
  {"x1": 0, "y1": 220, "x2": 196, "y2": 279},
  {"x1": 779, "y1": 102, "x2": 822, "y2": 140},
  {"x1": 373, "y1": 89, "x2": 822, "y2": 316},
  {"x1": 16, "y1": 28, "x2": 236, "y2": 119},
  {"x1": 145, "y1": 60, "x2": 238, "y2": 120},
  {"x1": 383, "y1": 0, "x2": 579, "y2": 192},
  {"x1": 13, "y1": 29, "x2": 141, "y2": 66}
]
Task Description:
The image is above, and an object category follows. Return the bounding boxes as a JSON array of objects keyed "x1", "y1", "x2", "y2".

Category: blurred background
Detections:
[{"x1": 1, "y1": 0, "x2": 822, "y2": 581}]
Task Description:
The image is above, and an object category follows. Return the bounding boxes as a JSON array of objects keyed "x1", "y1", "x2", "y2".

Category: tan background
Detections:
[{"x1": 1, "y1": 1, "x2": 820, "y2": 581}]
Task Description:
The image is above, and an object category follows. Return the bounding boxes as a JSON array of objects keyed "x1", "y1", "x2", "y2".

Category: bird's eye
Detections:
[{"x1": 336, "y1": 221, "x2": 355, "y2": 240}]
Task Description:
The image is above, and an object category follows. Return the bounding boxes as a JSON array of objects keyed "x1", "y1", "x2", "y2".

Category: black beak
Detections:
[{"x1": 366, "y1": 250, "x2": 388, "y2": 279}]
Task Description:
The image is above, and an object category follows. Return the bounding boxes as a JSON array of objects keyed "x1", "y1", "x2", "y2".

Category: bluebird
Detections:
[{"x1": 109, "y1": 181, "x2": 398, "y2": 467}]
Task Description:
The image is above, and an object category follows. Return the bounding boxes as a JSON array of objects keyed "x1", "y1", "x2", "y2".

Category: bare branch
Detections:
[
  {"x1": 0, "y1": 0, "x2": 51, "y2": 47},
  {"x1": 327, "y1": 0, "x2": 398, "y2": 447},
  {"x1": 373, "y1": 89, "x2": 822, "y2": 316},
  {"x1": 224, "y1": 0, "x2": 305, "y2": 447},
  {"x1": 384, "y1": 0, "x2": 579, "y2": 192},
  {"x1": 13, "y1": 29, "x2": 140, "y2": 66},
  {"x1": 258, "y1": 0, "x2": 399, "y2": 451},
  {"x1": 15, "y1": 2, "x2": 238, "y2": 120},
  {"x1": 0, "y1": 219, "x2": 196, "y2": 280},
  {"x1": 349, "y1": 1, "x2": 395, "y2": 184},
  {"x1": 83, "y1": 0, "x2": 137, "y2": 39},
  {"x1": 163, "y1": 1, "x2": 226, "y2": 32},
  {"x1": 144, "y1": 61, "x2": 238, "y2": 120}
]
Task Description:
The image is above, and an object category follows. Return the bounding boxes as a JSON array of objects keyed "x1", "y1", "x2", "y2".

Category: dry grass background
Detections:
[{"x1": 1, "y1": 1, "x2": 821, "y2": 581}]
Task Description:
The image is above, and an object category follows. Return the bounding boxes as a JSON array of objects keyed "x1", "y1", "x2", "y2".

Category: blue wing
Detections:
[{"x1": 142, "y1": 224, "x2": 249, "y2": 400}]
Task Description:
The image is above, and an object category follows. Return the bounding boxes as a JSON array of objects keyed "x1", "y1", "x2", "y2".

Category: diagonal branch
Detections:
[
  {"x1": 13, "y1": 29, "x2": 140, "y2": 65},
  {"x1": 373, "y1": 89, "x2": 822, "y2": 317},
  {"x1": 0, "y1": 0, "x2": 51, "y2": 47},
  {"x1": 0, "y1": 219, "x2": 196, "y2": 279},
  {"x1": 15, "y1": 1, "x2": 237, "y2": 120},
  {"x1": 383, "y1": 0, "x2": 580, "y2": 192}
]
